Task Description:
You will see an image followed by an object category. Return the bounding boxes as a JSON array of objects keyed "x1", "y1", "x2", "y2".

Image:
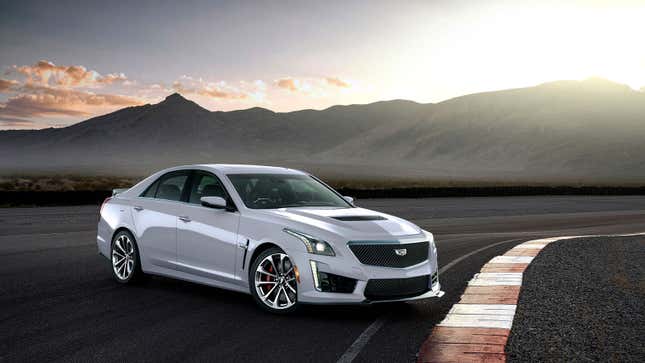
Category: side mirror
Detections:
[
  {"x1": 343, "y1": 196, "x2": 354, "y2": 204},
  {"x1": 201, "y1": 196, "x2": 228, "y2": 209}
]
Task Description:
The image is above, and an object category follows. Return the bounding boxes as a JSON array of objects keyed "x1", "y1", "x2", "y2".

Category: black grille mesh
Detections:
[
  {"x1": 348, "y1": 241, "x2": 429, "y2": 268},
  {"x1": 364, "y1": 275, "x2": 430, "y2": 301}
]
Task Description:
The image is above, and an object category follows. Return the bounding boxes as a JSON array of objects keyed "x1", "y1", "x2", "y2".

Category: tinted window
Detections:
[
  {"x1": 155, "y1": 172, "x2": 189, "y2": 201},
  {"x1": 141, "y1": 179, "x2": 160, "y2": 198},
  {"x1": 227, "y1": 173, "x2": 350, "y2": 209},
  {"x1": 188, "y1": 172, "x2": 227, "y2": 204}
]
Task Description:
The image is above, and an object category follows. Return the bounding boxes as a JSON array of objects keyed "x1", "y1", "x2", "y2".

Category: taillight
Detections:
[{"x1": 100, "y1": 197, "x2": 112, "y2": 215}]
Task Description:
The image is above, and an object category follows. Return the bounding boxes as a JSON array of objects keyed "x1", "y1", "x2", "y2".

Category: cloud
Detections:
[
  {"x1": 275, "y1": 76, "x2": 351, "y2": 93},
  {"x1": 325, "y1": 77, "x2": 350, "y2": 88},
  {"x1": 99, "y1": 73, "x2": 128, "y2": 85},
  {"x1": 0, "y1": 117, "x2": 35, "y2": 128},
  {"x1": 171, "y1": 81, "x2": 186, "y2": 93},
  {"x1": 0, "y1": 60, "x2": 141, "y2": 128},
  {"x1": 275, "y1": 77, "x2": 302, "y2": 92},
  {"x1": 12, "y1": 60, "x2": 128, "y2": 88},
  {"x1": 240, "y1": 80, "x2": 268, "y2": 101},
  {"x1": 0, "y1": 78, "x2": 19, "y2": 92},
  {"x1": 199, "y1": 87, "x2": 247, "y2": 99},
  {"x1": 172, "y1": 79, "x2": 250, "y2": 100},
  {"x1": 0, "y1": 85, "x2": 144, "y2": 120},
  {"x1": 1, "y1": 59, "x2": 359, "y2": 128}
]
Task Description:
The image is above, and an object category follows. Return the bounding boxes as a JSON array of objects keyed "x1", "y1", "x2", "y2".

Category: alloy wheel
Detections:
[
  {"x1": 254, "y1": 253, "x2": 297, "y2": 310},
  {"x1": 112, "y1": 234, "x2": 135, "y2": 280}
]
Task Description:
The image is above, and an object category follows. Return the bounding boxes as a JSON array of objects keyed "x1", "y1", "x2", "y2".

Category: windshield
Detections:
[{"x1": 227, "y1": 173, "x2": 352, "y2": 209}]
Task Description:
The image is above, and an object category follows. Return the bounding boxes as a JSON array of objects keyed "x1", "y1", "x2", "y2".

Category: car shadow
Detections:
[{"x1": 119, "y1": 273, "x2": 420, "y2": 321}]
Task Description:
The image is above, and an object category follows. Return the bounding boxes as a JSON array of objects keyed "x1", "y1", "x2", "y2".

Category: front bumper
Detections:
[
  {"x1": 368, "y1": 286, "x2": 445, "y2": 304},
  {"x1": 290, "y1": 248, "x2": 444, "y2": 304}
]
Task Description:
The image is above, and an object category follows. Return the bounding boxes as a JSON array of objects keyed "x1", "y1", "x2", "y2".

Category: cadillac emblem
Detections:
[{"x1": 394, "y1": 248, "x2": 407, "y2": 256}]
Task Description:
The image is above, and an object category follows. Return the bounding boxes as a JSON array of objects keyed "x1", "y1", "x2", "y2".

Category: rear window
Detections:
[
  {"x1": 141, "y1": 179, "x2": 160, "y2": 198},
  {"x1": 139, "y1": 171, "x2": 190, "y2": 201},
  {"x1": 155, "y1": 174, "x2": 188, "y2": 201}
]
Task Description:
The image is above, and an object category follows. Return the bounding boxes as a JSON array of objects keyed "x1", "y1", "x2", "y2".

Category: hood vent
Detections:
[{"x1": 332, "y1": 215, "x2": 387, "y2": 221}]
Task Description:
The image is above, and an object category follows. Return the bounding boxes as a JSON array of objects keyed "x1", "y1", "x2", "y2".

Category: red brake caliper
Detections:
[{"x1": 263, "y1": 264, "x2": 274, "y2": 294}]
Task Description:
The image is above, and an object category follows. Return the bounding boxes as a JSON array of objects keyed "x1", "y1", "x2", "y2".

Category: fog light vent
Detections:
[
  {"x1": 318, "y1": 271, "x2": 357, "y2": 293},
  {"x1": 310, "y1": 261, "x2": 357, "y2": 293}
]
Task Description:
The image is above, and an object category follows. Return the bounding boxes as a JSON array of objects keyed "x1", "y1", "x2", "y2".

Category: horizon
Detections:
[
  {"x1": 1, "y1": 1, "x2": 645, "y2": 129},
  {"x1": 1, "y1": 76, "x2": 642, "y2": 131},
  {"x1": 1, "y1": 76, "x2": 639, "y2": 131}
]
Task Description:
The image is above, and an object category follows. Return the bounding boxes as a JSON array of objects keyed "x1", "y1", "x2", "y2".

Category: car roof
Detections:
[
  {"x1": 121, "y1": 164, "x2": 310, "y2": 199},
  {"x1": 196, "y1": 164, "x2": 307, "y2": 175}
]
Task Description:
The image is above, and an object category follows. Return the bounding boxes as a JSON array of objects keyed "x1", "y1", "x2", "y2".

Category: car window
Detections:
[
  {"x1": 155, "y1": 172, "x2": 189, "y2": 201},
  {"x1": 227, "y1": 173, "x2": 351, "y2": 209},
  {"x1": 188, "y1": 172, "x2": 227, "y2": 204},
  {"x1": 140, "y1": 179, "x2": 160, "y2": 198},
  {"x1": 286, "y1": 178, "x2": 317, "y2": 194}
]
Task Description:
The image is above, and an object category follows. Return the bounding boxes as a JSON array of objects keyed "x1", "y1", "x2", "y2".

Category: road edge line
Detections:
[{"x1": 336, "y1": 319, "x2": 386, "y2": 363}]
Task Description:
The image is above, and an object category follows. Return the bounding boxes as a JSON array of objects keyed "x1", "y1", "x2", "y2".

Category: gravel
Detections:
[{"x1": 506, "y1": 235, "x2": 645, "y2": 362}]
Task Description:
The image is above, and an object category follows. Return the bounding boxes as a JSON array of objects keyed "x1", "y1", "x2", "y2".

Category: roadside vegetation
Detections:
[
  {"x1": 0, "y1": 175, "x2": 140, "y2": 192},
  {"x1": 2, "y1": 175, "x2": 645, "y2": 207}
]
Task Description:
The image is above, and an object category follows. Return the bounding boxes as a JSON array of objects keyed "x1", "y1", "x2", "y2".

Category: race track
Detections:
[{"x1": 2, "y1": 196, "x2": 645, "y2": 362}]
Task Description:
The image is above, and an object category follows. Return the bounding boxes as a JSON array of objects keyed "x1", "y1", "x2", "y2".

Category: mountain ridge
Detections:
[{"x1": 1, "y1": 78, "x2": 644, "y2": 183}]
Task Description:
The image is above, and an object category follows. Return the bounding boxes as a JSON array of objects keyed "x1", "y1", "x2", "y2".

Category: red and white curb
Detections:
[{"x1": 417, "y1": 233, "x2": 644, "y2": 363}]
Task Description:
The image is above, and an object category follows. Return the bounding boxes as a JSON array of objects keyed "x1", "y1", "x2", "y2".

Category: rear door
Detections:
[
  {"x1": 132, "y1": 170, "x2": 190, "y2": 272},
  {"x1": 176, "y1": 170, "x2": 241, "y2": 284}
]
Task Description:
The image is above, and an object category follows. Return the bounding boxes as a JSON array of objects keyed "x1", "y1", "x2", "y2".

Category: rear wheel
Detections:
[
  {"x1": 250, "y1": 247, "x2": 298, "y2": 314},
  {"x1": 110, "y1": 230, "x2": 144, "y2": 284}
]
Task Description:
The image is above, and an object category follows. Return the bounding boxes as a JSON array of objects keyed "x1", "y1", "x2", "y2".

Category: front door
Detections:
[{"x1": 176, "y1": 171, "x2": 241, "y2": 283}]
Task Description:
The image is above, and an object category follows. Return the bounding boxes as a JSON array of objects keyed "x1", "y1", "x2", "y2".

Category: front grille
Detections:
[
  {"x1": 364, "y1": 275, "x2": 430, "y2": 301},
  {"x1": 348, "y1": 241, "x2": 429, "y2": 268}
]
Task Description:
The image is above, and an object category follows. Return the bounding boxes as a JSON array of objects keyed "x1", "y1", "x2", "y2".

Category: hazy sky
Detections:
[{"x1": 1, "y1": 0, "x2": 644, "y2": 129}]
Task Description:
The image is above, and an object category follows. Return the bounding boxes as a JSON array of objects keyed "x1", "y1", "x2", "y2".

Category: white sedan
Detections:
[{"x1": 97, "y1": 164, "x2": 443, "y2": 313}]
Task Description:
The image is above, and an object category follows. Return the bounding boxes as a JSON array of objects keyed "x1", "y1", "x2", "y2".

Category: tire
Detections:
[
  {"x1": 249, "y1": 247, "x2": 299, "y2": 314},
  {"x1": 110, "y1": 230, "x2": 144, "y2": 284}
]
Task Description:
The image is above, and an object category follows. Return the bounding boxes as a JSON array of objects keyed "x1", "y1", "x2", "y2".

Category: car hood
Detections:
[{"x1": 261, "y1": 206, "x2": 422, "y2": 240}]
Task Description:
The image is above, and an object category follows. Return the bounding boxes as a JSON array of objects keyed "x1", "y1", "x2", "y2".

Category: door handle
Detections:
[
  {"x1": 179, "y1": 216, "x2": 191, "y2": 222},
  {"x1": 133, "y1": 206, "x2": 144, "y2": 211}
]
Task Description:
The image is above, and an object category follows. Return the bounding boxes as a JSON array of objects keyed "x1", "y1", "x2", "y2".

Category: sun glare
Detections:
[{"x1": 386, "y1": 3, "x2": 645, "y2": 102}]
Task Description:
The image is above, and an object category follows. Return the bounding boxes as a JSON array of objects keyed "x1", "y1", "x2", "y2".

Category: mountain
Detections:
[{"x1": 1, "y1": 78, "x2": 645, "y2": 184}]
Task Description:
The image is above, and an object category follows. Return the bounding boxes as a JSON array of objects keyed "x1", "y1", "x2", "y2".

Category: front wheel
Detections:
[{"x1": 250, "y1": 247, "x2": 298, "y2": 314}]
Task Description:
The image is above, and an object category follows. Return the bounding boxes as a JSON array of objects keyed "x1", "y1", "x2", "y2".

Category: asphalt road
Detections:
[
  {"x1": 507, "y1": 235, "x2": 645, "y2": 362},
  {"x1": 2, "y1": 196, "x2": 645, "y2": 362}
]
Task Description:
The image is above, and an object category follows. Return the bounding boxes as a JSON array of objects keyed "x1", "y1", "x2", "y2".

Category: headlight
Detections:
[
  {"x1": 423, "y1": 229, "x2": 437, "y2": 254},
  {"x1": 283, "y1": 228, "x2": 335, "y2": 256}
]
